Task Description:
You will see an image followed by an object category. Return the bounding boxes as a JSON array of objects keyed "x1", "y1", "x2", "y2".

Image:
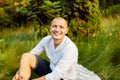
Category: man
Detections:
[
  {"x1": 13, "y1": 17, "x2": 101, "y2": 80},
  {"x1": 13, "y1": 17, "x2": 78, "y2": 80}
]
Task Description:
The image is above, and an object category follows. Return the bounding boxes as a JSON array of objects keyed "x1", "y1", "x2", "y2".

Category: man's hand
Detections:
[
  {"x1": 32, "y1": 76, "x2": 45, "y2": 80},
  {"x1": 12, "y1": 71, "x2": 22, "y2": 80}
]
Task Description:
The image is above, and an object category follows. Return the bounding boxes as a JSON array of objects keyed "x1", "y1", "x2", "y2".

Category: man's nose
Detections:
[{"x1": 55, "y1": 27, "x2": 60, "y2": 31}]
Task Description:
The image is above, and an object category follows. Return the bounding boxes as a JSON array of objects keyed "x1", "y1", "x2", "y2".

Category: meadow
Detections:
[{"x1": 0, "y1": 16, "x2": 120, "y2": 80}]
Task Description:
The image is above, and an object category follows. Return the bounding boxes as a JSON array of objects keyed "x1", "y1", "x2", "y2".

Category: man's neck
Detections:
[{"x1": 54, "y1": 38, "x2": 64, "y2": 48}]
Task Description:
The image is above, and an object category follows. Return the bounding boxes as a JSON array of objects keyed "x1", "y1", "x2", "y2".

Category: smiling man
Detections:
[{"x1": 12, "y1": 17, "x2": 101, "y2": 80}]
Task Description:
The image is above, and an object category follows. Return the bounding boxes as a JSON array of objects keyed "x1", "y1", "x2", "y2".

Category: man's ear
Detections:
[{"x1": 65, "y1": 28, "x2": 68, "y2": 34}]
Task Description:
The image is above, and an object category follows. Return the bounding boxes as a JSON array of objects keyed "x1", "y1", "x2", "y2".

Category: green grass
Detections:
[
  {"x1": 101, "y1": 4, "x2": 120, "y2": 17},
  {"x1": 0, "y1": 16, "x2": 120, "y2": 80},
  {"x1": 76, "y1": 17, "x2": 120, "y2": 80},
  {"x1": 0, "y1": 39, "x2": 40, "y2": 80},
  {"x1": 0, "y1": 26, "x2": 39, "y2": 79}
]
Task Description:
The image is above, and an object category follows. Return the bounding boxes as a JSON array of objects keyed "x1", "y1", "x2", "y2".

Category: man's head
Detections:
[{"x1": 50, "y1": 17, "x2": 68, "y2": 40}]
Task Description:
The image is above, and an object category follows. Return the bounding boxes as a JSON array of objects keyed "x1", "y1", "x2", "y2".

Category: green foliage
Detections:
[
  {"x1": 0, "y1": 16, "x2": 120, "y2": 80},
  {"x1": 76, "y1": 16, "x2": 120, "y2": 80},
  {"x1": 0, "y1": 1, "x2": 120, "y2": 79},
  {"x1": 99, "y1": 0, "x2": 120, "y2": 9},
  {"x1": 0, "y1": 39, "x2": 39, "y2": 79},
  {"x1": 0, "y1": 7, "x2": 15, "y2": 28},
  {"x1": 14, "y1": 0, "x2": 63, "y2": 24},
  {"x1": 12, "y1": 0, "x2": 65, "y2": 40},
  {"x1": 67, "y1": 0, "x2": 101, "y2": 42},
  {"x1": 101, "y1": 4, "x2": 120, "y2": 17},
  {"x1": 0, "y1": 0, "x2": 101, "y2": 41},
  {"x1": 0, "y1": 11, "x2": 8, "y2": 27},
  {"x1": 0, "y1": 0, "x2": 27, "y2": 28},
  {"x1": 40, "y1": 1, "x2": 62, "y2": 18},
  {"x1": 0, "y1": 27, "x2": 39, "y2": 80}
]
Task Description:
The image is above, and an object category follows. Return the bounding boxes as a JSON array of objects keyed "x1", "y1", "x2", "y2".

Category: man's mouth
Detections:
[{"x1": 53, "y1": 32, "x2": 60, "y2": 36}]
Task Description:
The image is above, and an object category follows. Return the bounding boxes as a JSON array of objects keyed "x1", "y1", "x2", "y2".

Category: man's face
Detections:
[{"x1": 50, "y1": 18, "x2": 68, "y2": 40}]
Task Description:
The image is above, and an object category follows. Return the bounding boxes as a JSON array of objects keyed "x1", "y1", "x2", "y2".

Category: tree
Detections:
[
  {"x1": 69, "y1": 0, "x2": 101, "y2": 39},
  {"x1": 99, "y1": 0, "x2": 120, "y2": 9}
]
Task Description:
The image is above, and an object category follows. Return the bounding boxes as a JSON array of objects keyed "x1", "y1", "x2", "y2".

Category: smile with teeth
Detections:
[{"x1": 53, "y1": 32, "x2": 61, "y2": 36}]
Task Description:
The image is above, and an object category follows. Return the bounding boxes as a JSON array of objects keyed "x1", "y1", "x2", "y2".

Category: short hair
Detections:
[{"x1": 51, "y1": 17, "x2": 67, "y2": 27}]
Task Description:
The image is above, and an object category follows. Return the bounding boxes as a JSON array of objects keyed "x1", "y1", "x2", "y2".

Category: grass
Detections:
[
  {"x1": 101, "y1": 4, "x2": 120, "y2": 17},
  {"x1": 76, "y1": 16, "x2": 120, "y2": 80},
  {"x1": 0, "y1": 26, "x2": 39, "y2": 79},
  {"x1": 0, "y1": 39, "x2": 40, "y2": 79},
  {"x1": 0, "y1": 16, "x2": 120, "y2": 80}
]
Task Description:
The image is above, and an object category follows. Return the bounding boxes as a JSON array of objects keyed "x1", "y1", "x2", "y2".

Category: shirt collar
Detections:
[{"x1": 51, "y1": 36, "x2": 67, "y2": 50}]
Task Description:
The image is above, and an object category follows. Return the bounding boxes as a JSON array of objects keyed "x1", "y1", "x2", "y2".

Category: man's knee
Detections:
[
  {"x1": 21, "y1": 53, "x2": 36, "y2": 68},
  {"x1": 21, "y1": 53, "x2": 35, "y2": 60}
]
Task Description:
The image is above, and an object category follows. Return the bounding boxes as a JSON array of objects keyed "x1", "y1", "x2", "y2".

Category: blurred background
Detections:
[{"x1": 0, "y1": 0, "x2": 120, "y2": 80}]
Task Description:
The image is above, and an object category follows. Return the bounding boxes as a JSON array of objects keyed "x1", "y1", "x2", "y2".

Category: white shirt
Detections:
[{"x1": 30, "y1": 35, "x2": 78, "y2": 80}]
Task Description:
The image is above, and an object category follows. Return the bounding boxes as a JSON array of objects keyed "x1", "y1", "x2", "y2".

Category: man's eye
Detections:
[
  {"x1": 52, "y1": 25, "x2": 57, "y2": 28},
  {"x1": 60, "y1": 26, "x2": 64, "y2": 28}
]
